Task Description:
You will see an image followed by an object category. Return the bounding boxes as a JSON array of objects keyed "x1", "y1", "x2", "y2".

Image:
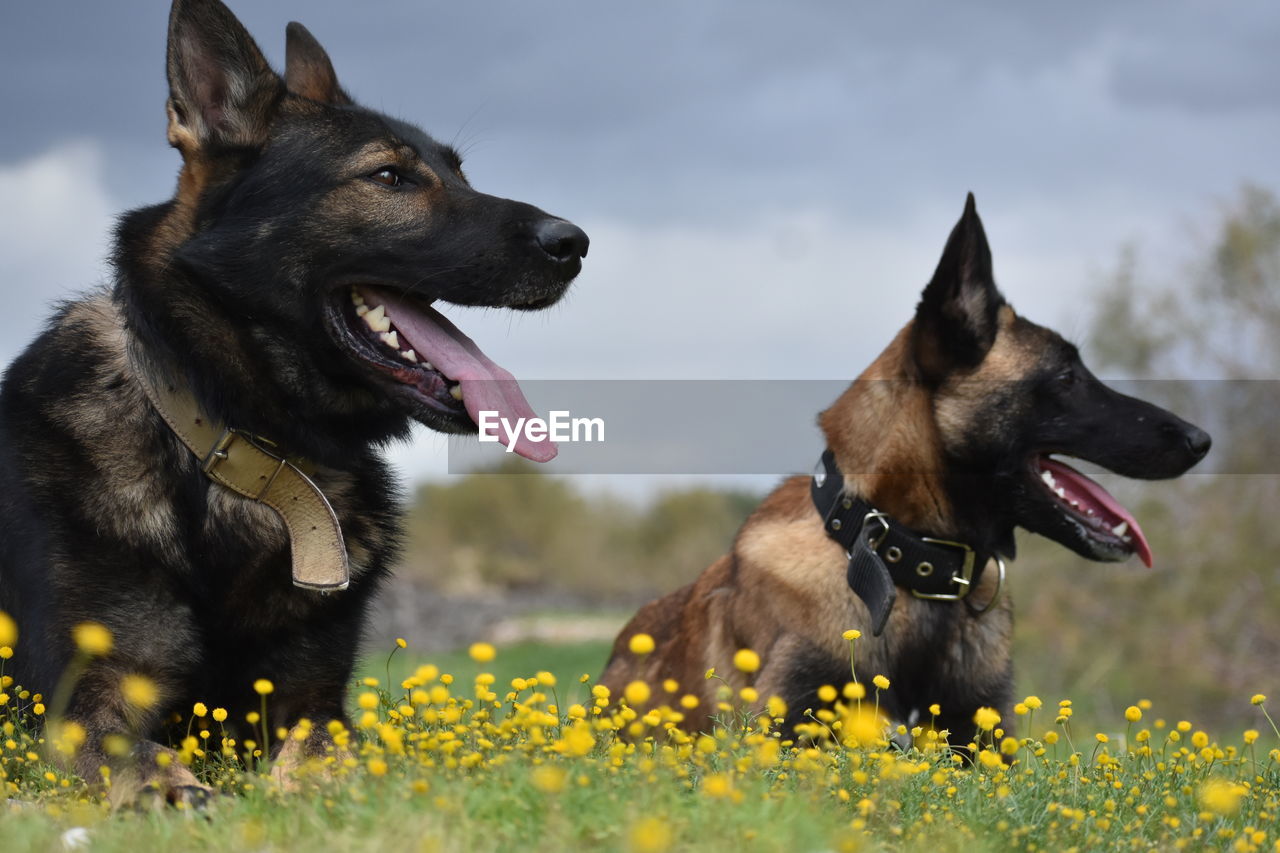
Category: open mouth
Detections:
[
  {"x1": 1032, "y1": 456, "x2": 1152, "y2": 567},
  {"x1": 328, "y1": 285, "x2": 556, "y2": 462}
]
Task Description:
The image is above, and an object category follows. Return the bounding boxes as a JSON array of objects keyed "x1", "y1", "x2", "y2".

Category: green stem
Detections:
[
  {"x1": 1260, "y1": 704, "x2": 1280, "y2": 742},
  {"x1": 260, "y1": 693, "x2": 270, "y2": 771}
]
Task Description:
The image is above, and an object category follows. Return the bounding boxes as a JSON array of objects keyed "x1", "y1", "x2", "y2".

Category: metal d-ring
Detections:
[{"x1": 965, "y1": 557, "x2": 1006, "y2": 616}]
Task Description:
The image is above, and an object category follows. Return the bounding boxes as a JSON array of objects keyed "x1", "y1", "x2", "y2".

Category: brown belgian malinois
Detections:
[{"x1": 601, "y1": 195, "x2": 1209, "y2": 745}]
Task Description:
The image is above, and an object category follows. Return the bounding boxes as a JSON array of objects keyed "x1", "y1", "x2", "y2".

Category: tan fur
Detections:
[{"x1": 269, "y1": 724, "x2": 348, "y2": 793}]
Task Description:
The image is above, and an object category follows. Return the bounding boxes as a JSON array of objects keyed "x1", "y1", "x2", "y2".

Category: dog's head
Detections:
[
  {"x1": 822, "y1": 194, "x2": 1210, "y2": 567},
  {"x1": 126, "y1": 0, "x2": 587, "y2": 461}
]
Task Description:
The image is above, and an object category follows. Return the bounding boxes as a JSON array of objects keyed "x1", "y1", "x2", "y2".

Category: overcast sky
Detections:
[{"x1": 2, "y1": 0, "x2": 1278, "y2": 489}]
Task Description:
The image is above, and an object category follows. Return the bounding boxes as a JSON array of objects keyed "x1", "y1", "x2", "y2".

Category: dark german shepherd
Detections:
[
  {"x1": 601, "y1": 196, "x2": 1208, "y2": 746},
  {"x1": 0, "y1": 0, "x2": 586, "y2": 804}
]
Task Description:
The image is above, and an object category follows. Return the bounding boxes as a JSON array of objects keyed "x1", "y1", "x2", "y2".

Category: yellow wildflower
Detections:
[
  {"x1": 469, "y1": 642, "x2": 496, "y2": 663},
  {"x1": 973, "y1": 707, "x2": 1001, "y2": 731},
  {"x1": 253, "y1": 679, "x2": 274, "y2": 696},
  {"x1": 1199, "y1": 779, "x2": 1245, "y2": 815},
  {"x1": 702, "y1": 773, "x2": 732, "y2": 798},
  {"x1": 624, "y1": 681, "x2": 651, "y2": 707},
  {"x1": 72, "y1": 622, "x2": 113, "y2": 656},
  {"x1": 733, "y1": 648, "x2": 760, "y2": 673},
  {"x1": 629, "y1": 633, "x2": 656, "y2": 655},
  {"x1": 532, "y1": 765, "x2": 567, "y2": 794},
  {"x1": 628, "y1": 816, "x2": 674, "y2": 853},
  {"x1": 121, "y1": 674, "x2": 158, "y2": 710},
  {"x1": 0, "y1": 611, "x2": 16, "y2": 648}
]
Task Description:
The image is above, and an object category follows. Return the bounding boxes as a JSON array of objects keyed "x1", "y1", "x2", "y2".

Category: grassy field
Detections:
[{"x1": 3, "y1": 633, "x2": 1280, "y2": 853}]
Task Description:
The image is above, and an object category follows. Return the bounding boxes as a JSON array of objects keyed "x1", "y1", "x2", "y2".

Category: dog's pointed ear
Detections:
[
  {"x1": 165, "y1": 0, "x2": 283, "y2": 153},
  {"x1": 285, "y1": 22, "x2": 352, "y2": 105},
  {"x1": 911, "y1": 193, "x2": 1006, "y2": 379}
]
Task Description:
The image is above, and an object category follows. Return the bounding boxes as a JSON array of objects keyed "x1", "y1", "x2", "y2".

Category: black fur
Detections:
[{"x1": 0, "y1": 0, "x2": 586, "y2": 800}]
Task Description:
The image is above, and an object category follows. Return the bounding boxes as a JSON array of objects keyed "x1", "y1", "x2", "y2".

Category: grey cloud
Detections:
[{"x1": 4, "y1": 0, "x2": 1278, "y2": 227}]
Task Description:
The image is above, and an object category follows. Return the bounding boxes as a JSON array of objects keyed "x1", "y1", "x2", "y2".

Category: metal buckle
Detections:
[
  {"x1": 910, "y1": 537, "x2": 977, "y2": 600},
  {"x1": 844, "y1": 511, "x2": 891, "y2": 561},
  {"x1": 200, "y1": 427, "x2": 238, "y2": 474},
  {"x1": 200, "y1": 427, "x2": 289, "y2": 500},
  {"x1": 862, "y1": 510, "x2": 891, "y2": 551}
]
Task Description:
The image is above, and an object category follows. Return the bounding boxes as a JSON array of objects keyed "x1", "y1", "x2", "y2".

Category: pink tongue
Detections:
[
  {"x1": 1039, "y1": 457, "x2": 1152, "y2": 567},
  {"x1": 364, "y1": 287, "x2": 557, "y2": 462}
]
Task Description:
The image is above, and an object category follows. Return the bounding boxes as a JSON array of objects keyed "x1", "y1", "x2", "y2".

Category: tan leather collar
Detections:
[{"x1": 131, "y1": 352, "x2": 350, "y2": 592}]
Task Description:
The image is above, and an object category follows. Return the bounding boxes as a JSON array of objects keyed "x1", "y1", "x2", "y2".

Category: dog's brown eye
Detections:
[{"x1": 369, "y1": 168, "x2": 403, "y2": 187}]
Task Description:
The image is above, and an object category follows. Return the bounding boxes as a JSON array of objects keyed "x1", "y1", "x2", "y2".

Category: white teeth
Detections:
[
  {"x1": 1112, "y1": 522, "x2": 1128, "y2": 537},
  {"x1": 422, "y1": 361, "x2": 434, "y2": 371},
  {"x1": 1055, "y1": 487, "x2": 1066, "y2": 498},
  {"x1": 449, "y1": 385, "x2": 464, "y2": 401},
  {"x1": 364, "y1": 304, "x2": 391, "y2": 333},
  {"x1": 1085, "y1": 508, "x2": 1095, "y2": 516},
  {"x1": 402, "y1": 349, "x2": 417, "y2": 362},
  {"x1": 1069, "y1": 500, "x2": 1079, "y2": 508},
  {"x1": 1041, "y1": 470, "x2": 1056, "y2": 486},
  {"x1": 1122, "y1": 535, "x2": 1133, "y2": 543},
  {"x1": 355, "y1": 305, "x2": 369, "y2": 316},
  {"x1": 380, "y1": 331, "x2": 399, "y2": 349},
  {"x1": 350, "y1": 289, "x2": 365, "y2": 306}
]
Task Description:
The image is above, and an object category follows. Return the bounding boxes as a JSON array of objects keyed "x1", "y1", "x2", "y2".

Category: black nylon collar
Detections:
[{"x1": 811, "y1": 449, "x2": 993, "y2": 636}]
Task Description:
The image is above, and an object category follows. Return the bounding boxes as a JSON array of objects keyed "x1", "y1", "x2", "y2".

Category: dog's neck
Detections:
[
  {"x1": 111, "y1": 204, "x2": 412, "y2": 469},
  {"x1": 817, "y1": 325, "x2": 1017, "y2": 561},
  {"x1": 818, "y1": 326, "x2": 960, "y2": 536}
]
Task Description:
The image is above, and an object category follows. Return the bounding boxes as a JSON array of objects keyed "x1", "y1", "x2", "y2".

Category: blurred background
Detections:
[{"x1": 2, "y1": 1, "x2": 1278, "y2": 729}]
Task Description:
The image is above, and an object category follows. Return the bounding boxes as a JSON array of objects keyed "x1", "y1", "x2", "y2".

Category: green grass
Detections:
[
  {"x1": 361, "y1": 639, "x2": 614, "y2": 708},
  {"x1": 4, "y1": 639, "x2": 1280, "y2": 853}
]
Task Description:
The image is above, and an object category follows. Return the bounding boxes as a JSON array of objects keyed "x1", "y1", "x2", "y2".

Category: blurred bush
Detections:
[
  {"x1": 397, "y1": 458, "x2": 759, "y2": 598},
  {"x1": 1016, "y1": 183, "x2": 1280, "y2": 728}
]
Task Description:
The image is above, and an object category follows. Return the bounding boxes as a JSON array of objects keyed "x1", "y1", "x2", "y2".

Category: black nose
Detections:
[
  {"x1": 1184, "y1": 426, "x2": 1211, "y2": 460},
  {"x1": 534, "y1": 219, "x2": 589, "y2": 262}
]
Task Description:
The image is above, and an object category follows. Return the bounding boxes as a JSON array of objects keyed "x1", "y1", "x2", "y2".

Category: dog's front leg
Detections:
[
  {"x1": 269, "y1": 714, "x2": 353, "y2": 792},
  {"x1": 57, "y1": 667, "x2": 213, "y2": 810}
]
